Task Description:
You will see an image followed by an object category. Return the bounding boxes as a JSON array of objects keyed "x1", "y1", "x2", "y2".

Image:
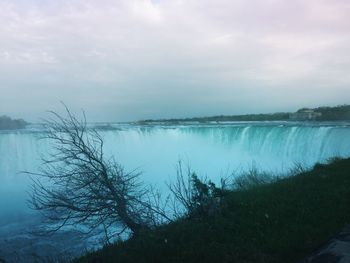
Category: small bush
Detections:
[
  {"x1": 168, "y1": 162, "x2": 226, "y2": 219},
  {"x1": 189, "y1": 174, "x2": 226, "y2": 218},
  {"x1": 233, "y1": 167, "x2": 275, "y2": 190}
]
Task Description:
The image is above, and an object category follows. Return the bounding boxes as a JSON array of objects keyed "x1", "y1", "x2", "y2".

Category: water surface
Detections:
[{"x1": 1, "y1": 121, "x2": 350, "y2": 261}]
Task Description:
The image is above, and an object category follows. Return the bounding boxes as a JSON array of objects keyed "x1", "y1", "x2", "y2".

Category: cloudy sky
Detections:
[{"x1": 0, "y1": 0, "x2": 349, "y2": 121}]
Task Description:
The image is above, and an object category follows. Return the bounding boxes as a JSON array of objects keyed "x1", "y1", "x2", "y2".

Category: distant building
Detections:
[{"x1": 289, "y1": 109, "x2": 322, "y2": 121}]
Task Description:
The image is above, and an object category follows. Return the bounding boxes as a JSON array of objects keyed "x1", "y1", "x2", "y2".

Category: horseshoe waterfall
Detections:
[{"x1": 1, "y1": 122, "x2": 350, "y2": 261}]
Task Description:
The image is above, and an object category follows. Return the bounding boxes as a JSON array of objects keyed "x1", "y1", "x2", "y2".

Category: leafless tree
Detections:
[{"x1": 29, "y1": 106, "x2": 171, "y2": 240}]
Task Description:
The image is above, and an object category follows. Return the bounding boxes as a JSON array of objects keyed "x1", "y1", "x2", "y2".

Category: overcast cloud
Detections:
[{"x1": 0, "y1": 0, "x2": 349, "y2": 121}]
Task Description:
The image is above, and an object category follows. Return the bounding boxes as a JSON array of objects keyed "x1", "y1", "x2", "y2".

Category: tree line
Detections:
[
  {"x1": 0, "y1": 115, "x2": 28, "y2": 130},
  {"x1": 137, "y1": 104, "x2": 350, "y2": 123}
]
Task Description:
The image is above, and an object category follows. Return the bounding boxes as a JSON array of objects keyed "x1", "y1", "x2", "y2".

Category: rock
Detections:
[{"x1": 302, "y1": 225, "x2": 350, "y2": 263}]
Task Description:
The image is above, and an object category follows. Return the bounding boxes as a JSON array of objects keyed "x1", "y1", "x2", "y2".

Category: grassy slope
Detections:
[{"x1": 76, "y1": 158, "x2": 350, "y2": 263}]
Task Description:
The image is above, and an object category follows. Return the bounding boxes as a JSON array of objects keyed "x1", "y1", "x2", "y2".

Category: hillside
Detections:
[{"x1": 76, "y1": 157, "x2": 350, "y2": 263}]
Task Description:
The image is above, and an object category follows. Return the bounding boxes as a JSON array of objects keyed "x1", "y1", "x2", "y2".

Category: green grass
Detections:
[{"x1": 76, "y1": 157, "x2": 350, "y2": 263}]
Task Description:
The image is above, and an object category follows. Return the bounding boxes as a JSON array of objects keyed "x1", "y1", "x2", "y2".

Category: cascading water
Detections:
[
  {"x1": 101, "y1": 123, "x2": 350, "y2": 186},
  {"x1": 1, "y1": 122, "x2": 350, "y2": 262}
]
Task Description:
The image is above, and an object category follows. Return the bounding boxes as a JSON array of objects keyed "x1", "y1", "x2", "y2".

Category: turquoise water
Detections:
[
  {"x1": 1, "y1": 122, "x2": 350, "y2": 261},
  {"x1": 1, "y1": 122, "x2": 350, "y2": 206},
  {"x1": 101, "y1": 123, "x2": 350, "y2": 186}
]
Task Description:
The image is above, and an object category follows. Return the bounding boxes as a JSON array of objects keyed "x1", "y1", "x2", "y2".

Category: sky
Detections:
[{"x1": 0, "y1": 0, "x2": 349, "y2": 122}]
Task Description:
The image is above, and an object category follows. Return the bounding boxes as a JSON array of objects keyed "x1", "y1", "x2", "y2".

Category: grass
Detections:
[{"x1": 75, "y1": 157, "x2": 350, "y2": 263}]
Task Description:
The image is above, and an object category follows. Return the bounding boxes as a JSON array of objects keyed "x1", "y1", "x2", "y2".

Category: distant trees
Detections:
[
  {"x1": 29, "y1": 107, "x2": 171, "y2": 240},
  {"x1": 139, "y1": 112, "x2": 290, "y2": 124},
  {"x1": 138, "y1": 105, "x2": 350, "y2": 124},
  {"x1": 314, "y1": 105, "x2": 350, "y2": 121},
  {"x1": 0, "y1": 115, "x2": 27, "y2": 130}
]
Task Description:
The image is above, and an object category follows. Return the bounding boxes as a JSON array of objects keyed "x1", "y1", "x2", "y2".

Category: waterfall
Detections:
[
  {"x1": 1, "y1": 123, "x2": 350, "y2": 188},
  {"x1": 100, "y1": 123, "x2": 350, "y2": 183},
  {"x1": 1, "y1": 122, "x2": 350, "y2": 262}
]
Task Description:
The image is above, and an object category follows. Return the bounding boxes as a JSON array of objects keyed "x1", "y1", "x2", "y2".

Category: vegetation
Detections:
[
  {"x1": 314, "y1": 105, "x2": 350, "y2": 121},
  {"x1": 167, "y1": 163, "x2": 227, "y2": 220},
  {"x1": 26, "y1": 106, "x2": 350, "y2": 262},
  {"x1": 0, "y1": 115, "x2": 27, "y2": 130},
  {"x1": 29, "y1": 108, "x2": 171, "y2": 240},
  {"x1": 75, "y1": 157, "x2": 350, "y2": 263},
  {"x1": 138, "y1": 112, "x2": 290, "y2": 124},
  {"x1": 137, "y1": 104, "x2": 350, "y2": 123}
]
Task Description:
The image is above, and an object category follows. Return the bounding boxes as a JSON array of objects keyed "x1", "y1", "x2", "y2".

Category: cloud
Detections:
[{"x1": 0, "y1": 0, "x2": 349, "y2": 121}]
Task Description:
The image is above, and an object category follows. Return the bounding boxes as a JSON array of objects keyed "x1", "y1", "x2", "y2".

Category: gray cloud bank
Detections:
[{"x1": 0, "y1": 0, "x2": 349, "y2": 121}]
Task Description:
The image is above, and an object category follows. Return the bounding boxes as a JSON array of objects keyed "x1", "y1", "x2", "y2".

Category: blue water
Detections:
[
  {"x1": 1, "y1": 122, "x2": 350, "y2": 261},
  {"x1": 101, "y1": 122, "x2": 350, "y2": 186}
]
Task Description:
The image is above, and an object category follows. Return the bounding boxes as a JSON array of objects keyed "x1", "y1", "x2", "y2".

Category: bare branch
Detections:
[{"x1": 28, "y1": 106, "x2": 171, "y2": 241}]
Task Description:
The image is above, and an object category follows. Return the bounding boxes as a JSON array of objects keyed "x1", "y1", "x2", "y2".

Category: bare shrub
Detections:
[
  {"x1": 168, "y1": 161, "x2": 226, "y2": 219},
  {"x1": 28, "y1": 106, "x2": 171, "y2": 241}
]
